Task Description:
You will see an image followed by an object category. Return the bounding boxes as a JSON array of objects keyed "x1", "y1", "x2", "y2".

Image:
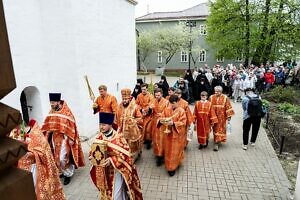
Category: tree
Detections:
[
  {"x1": 183, "y1": 22, "x2": 202, "y2": 69},
  {"x1": 137, "y1": 31, "x2": 156, "y2": 72},
  {"x1": 207, "y1": 0, "x2": 250, "y2": 63},
  {"x1": 206, "y1": 0, "x2": 300, "y2": 66},
  {"x1": 154, "y1": 23, "x2": 190, "y2": 67}
]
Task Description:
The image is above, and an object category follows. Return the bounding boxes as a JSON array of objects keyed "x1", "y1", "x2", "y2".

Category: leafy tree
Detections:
[
  {"x1": 183, "y1": 22, "x2": 202, "y2": 68},
  {"x1": 154, "y1": 23, "x2": 190, "y2": 67},
  {"x1": 137, "y1": 31, "x2": 156, "y2": 72},
  {"x1": 153, "y1": 22, "x2": 201, "y2": 68},
  {"x1": 206, "y1": 0, "x2": 300, "y2": 66}
]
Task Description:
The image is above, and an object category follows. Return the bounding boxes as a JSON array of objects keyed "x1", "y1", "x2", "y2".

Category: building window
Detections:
[
  {"x1": 199, "y1": 25, "x2": 207, "y2": 35},
  {"x1": 181, "y1": 51, "x2": 188, "y2": 62},
  {"x1": 157, "y1": 51, "x2": 162, "y2": 63},
  {"x1": 216, "y1": 56, "x2": 224, "y2": 62},
  {"x1": 199, "y1": 50, "x2": 206, "y2": 62}
]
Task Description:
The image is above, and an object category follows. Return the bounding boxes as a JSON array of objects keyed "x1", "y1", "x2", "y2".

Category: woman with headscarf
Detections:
[
  {"x1": 159, "y1": 75, "x2": 169, "y2": 97},
  {"x1": 184, "y1": 69, "x2": 195, "y2": 103},
  {"x1": 132, "y1": 84, "x2": 142, "y2": 99}
]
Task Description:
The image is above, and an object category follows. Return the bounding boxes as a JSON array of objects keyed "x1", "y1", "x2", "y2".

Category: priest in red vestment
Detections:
[
  {"x1": 158, "y1": 95, "x2": 187, "y2": 176},
  {"x1": 41, "y1": 93, "x2": 85, "y2": 185},
  {"x1": 209, "y1": 86, "x2": 235, "y2": 151},
  {"x1": 90, "y1": 112, "x2": 143, "y2": 200},
  {"x1": 193, "y1": 91, "x2": 218, "y2": 149},
  {"x1": 17, "y1": 119, "x2": 66, "y2": 200}
]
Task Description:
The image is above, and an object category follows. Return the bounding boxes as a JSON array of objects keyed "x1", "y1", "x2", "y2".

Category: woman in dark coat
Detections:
[
  {"x1": 159, "y1": 75, "x2": 169, "y2": 97},
  {"x1": 131, "y1": 84, "x2": 142, "y2": 99},
  {"x1": 184, "y1": 69, "x2": 195, "y2": 103},
  {"x1": 197, "y1": 78, "x2": 211, "y2": 99}
]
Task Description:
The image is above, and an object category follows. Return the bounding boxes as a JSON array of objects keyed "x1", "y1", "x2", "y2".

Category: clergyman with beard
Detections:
[
  {"x1": 41, "y1": 93, "x2": 85, "y2": 185},
  {"x1": 115, "y1": 88, "x2": 143, "y2": 161}
]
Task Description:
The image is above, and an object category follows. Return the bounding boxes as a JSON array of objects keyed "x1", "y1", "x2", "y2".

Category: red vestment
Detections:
[
  {"x1": 95, "y1": 94, "x2": 118, "y2": 114},
  {"x1": 116, "y1": 99, "x2": 143, "y2": 157},
  {"x1": 152, "y1": 97, "x2": 169, "y2": 157},
  {"x1": 135, "y1": 92, "x2": 154, "y2": 141},
  {"x1": 177, "y1": 98, "x2": 194, "y2": 126},
  {"x1": 193, "y1": 100, "x2": 218, "y2": 145},
  {"x1": 177, "y1": 98, "x2": 194, "y2": 146},
  {"x1": 209, "y1": 94, "x2": 234, "y2": 143},
  {"x1": 18, "y1": 123, "x2": 65, "y2": 200},
  {"x1": 41, "y1": 101, "x2": 85, "y2": 171},
  {"x1": 159, "y1": 106, "x2": 187, "y2": 171},
  {"x1": 90, "y1": 131, "x2": 143, "y2": 200}
]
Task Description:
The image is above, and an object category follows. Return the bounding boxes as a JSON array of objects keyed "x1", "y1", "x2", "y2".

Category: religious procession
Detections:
[
  {"x1": 1, "y1": 0, "x2": 299, "y2": 199},
  {"x1": 9, "y1": 63, "x2": 241, "y2": 200}
]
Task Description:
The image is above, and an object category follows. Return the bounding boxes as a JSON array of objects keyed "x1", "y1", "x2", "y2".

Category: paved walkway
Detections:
[{"x1": 63, "y1": 101, "x2": 291, "y2": 200}]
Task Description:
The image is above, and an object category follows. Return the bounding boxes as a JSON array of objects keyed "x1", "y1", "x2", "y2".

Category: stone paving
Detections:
[{"x1": 63, "y1": 101, "x2": 292, "y2": 200}]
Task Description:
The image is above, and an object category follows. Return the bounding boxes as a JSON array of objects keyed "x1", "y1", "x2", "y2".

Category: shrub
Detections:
[
  {"x1": 278, "y1": 103, "x2": 300, "y2": 114},
  {"x1": 148, "y1": 83, "x2": 154, "y2": 94},
  {"x1": 261, "y1": 99, "x2": 270, "y2": 108},
  {"x1": 263, "y1": 86, "x2": 296, "y2": 103}
]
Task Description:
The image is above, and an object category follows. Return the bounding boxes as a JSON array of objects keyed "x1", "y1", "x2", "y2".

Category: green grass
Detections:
[
  {"x1": 137, "y1": 71, "x2": 150, "y2": 75},
  {"x1": 163, "y1": 71, "x2": 182, "y2": 77}
]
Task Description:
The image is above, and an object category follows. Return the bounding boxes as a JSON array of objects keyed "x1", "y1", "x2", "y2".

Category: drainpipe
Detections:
[{"x1": 295, "y1": 160, "x2": 300, "y2": 199}]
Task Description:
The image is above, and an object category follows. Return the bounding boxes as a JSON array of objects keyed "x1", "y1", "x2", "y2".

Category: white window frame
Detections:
[
  {"x1": 199, "y1": 25, "x2": 207, "y2": 35},
  {"x1": 157, "y1": 51, "x2": 162, "y2": 63},
  {"x1": 181, "y1": 51, "x2": 188, "y2": 63},
  {"x1": 199, "y1": 50, "x2": 206, "y2": 62},
  {"x1": 216, "y1": 56, "x2": 224, "y2": 62}
]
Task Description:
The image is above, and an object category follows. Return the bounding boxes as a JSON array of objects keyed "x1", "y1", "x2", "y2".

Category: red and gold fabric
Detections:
[
  {"x1": 41, "y1": 101, "x2": 85, "y2": 170},
  {"x1": 193, "y1": 101, "x2": 218, "y2": 145},
  {"x1": 209, "y1": 94, "x2": 234, "y2": 143},
  {"x1": 152, "y1": 97, "x2": 169, "y2": 157},
  {"x1": 94, "y1": 94, "x2": 118, "y2": 114},
  {"x1": 177, "y1": 98, "x2": 194, "y2": 147},
  {"x1": 18, "y1": 123, "x2": 65, "y2": 200},
  {"x1": 158, "y1": 106, "x2": 187, "y2": 171},
  {"x1": 90, "y1": 131, "x2": 143, "y2": 200},
  {"x1": 116, "y1": 99, "x2": 143, "y2": 157},
  {"x1": 177, "y1": 98, "x2": 194, "y2": 126},
  {"x1": 135, "y1": 92, "x2": 154, "y2": 141}
]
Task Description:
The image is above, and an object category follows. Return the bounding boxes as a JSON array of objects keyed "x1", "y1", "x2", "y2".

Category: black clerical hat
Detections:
[
  {"x1": 49, "y1": 93, "x2": 61, "y2": 102},
  {"x1": 99, "y1": 112, "x2": 114, "y2": 125}
]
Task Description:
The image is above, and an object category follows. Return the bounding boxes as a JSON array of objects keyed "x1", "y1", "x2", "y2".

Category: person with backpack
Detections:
[{"x1": 242, "y1": 88, "x2": 265, "y2": 150}]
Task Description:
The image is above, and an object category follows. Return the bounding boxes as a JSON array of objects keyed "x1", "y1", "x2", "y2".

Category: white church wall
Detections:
[{"x1": 3, "y1": 0, "x2": 137, "y2": 137}]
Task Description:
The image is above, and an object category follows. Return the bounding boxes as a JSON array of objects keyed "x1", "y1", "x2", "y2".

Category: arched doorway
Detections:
[
  {"x1": 20, "y1": 86, "x2": 43, "y2": 124},
  {"x1": 20, "y1": 91, "x2": 29, "y2": 124}
]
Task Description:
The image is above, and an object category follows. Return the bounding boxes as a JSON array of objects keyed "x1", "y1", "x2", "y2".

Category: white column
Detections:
[{"x1": 295, "y1": 160, "x2": 300, "y2": 199}]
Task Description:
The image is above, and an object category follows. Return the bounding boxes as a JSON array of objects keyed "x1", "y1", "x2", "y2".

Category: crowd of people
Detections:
[
  {"x1": 146, "y1": 63, "x2": 299, "y2": 105},
  {"x1": 8, "y1": 62, "x2": 299, "y2": 199}
]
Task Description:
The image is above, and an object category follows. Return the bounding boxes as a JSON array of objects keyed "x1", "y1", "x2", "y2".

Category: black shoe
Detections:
[
  {"x1": 59, "y1": 174, "x2": 64, "y2": 178},
  {"x1": 156, "y1": 156, "x2": 163, "y2": 166},
  {"x1": 168, "y1": 170, "x2": 175, "y2": 177},
  {"x1": 198, "y1": 144, "x2": 203, "y2": 149},
  {"x1": 64, "y1": 176, "x2": 71, "y2": 185},
  {"x1": 204, "y1": 140, "x2": 209, "y2": 148},
  {"x1": 145, "y1": 140, "x2": 151, "y2": 150}
]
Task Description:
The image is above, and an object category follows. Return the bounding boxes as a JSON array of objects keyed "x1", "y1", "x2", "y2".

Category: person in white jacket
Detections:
[
  {"x1": 232, "y1": 75, "x2": 244, "y2": 102},
  {"x1": 243, "y1": 74, "x2": 256, "y2": 90}
]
